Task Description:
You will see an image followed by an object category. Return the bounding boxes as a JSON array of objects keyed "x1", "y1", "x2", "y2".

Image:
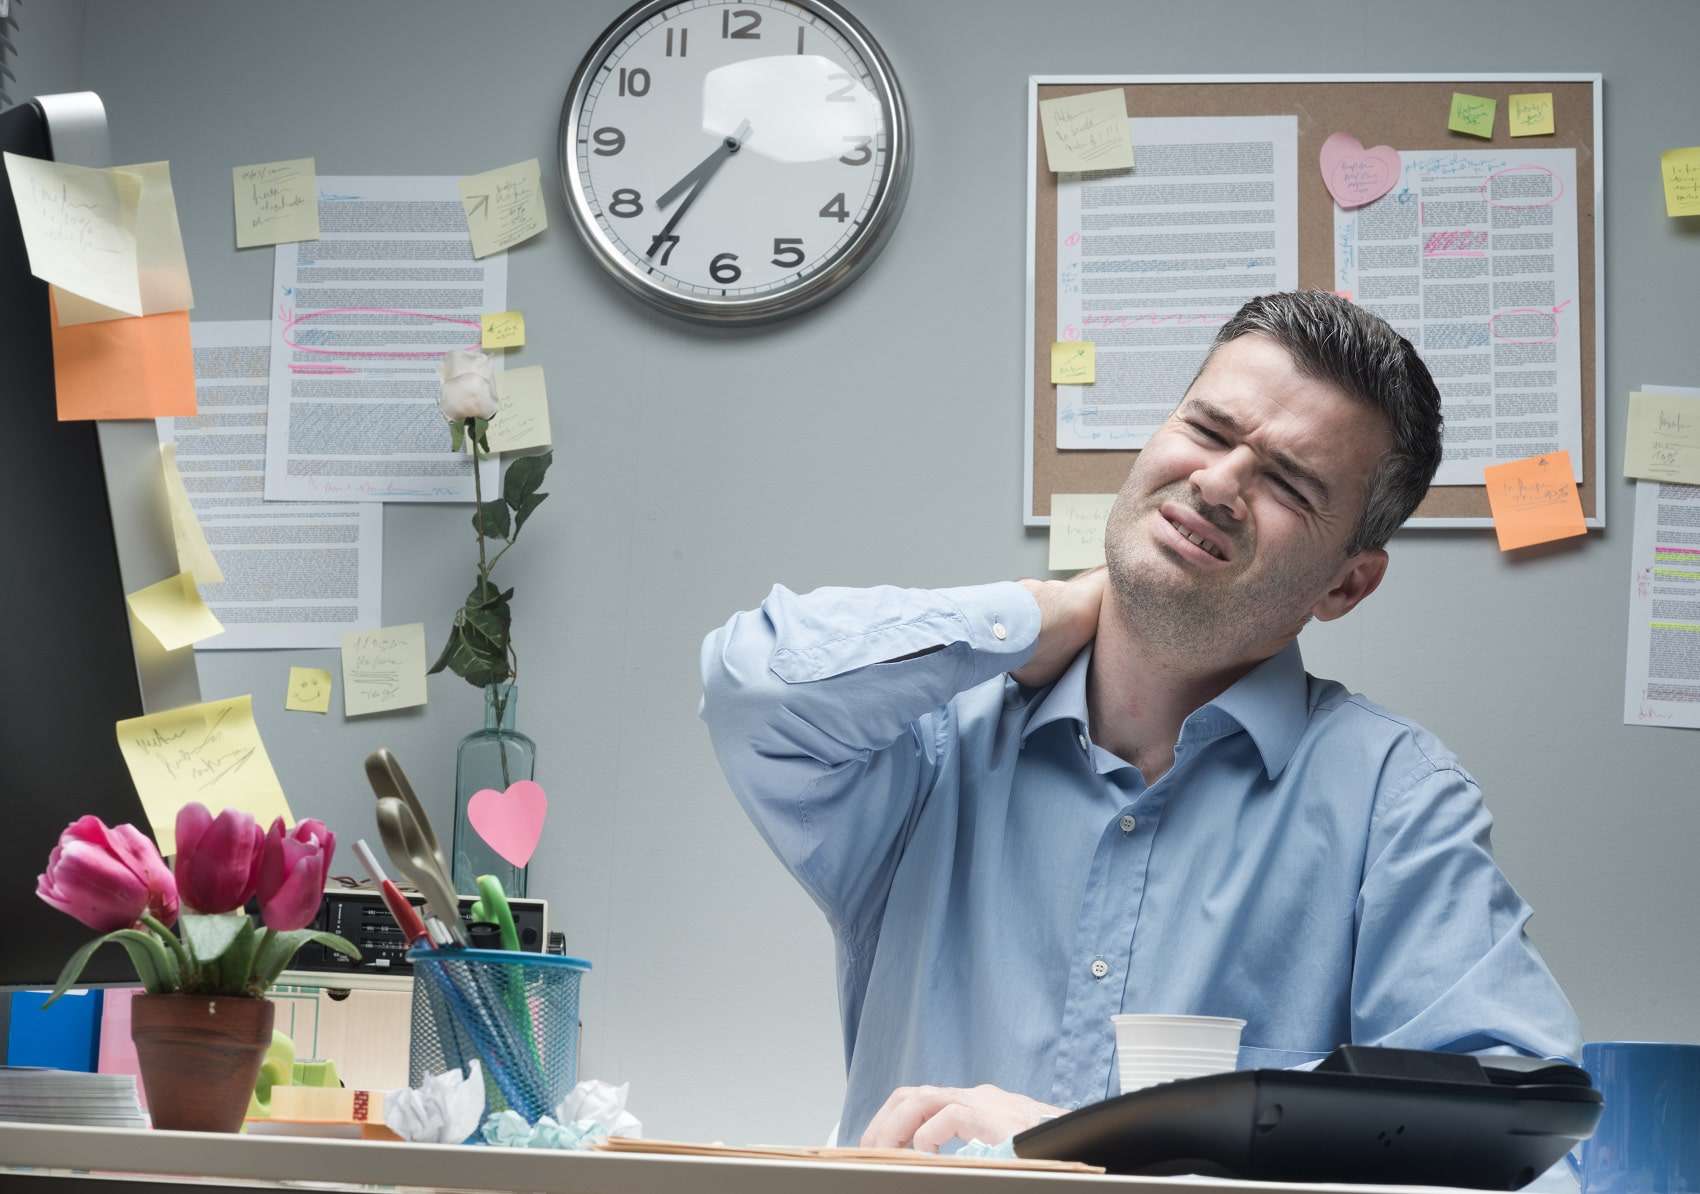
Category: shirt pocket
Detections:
[{"x1": 1237, "y1": 1044, "x2": 1333, "y2": 1070}]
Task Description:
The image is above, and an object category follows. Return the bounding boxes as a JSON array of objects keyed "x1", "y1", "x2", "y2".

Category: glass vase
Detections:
[{"x1": 451, "y1": 682, "x2": 534, "y2": 897}]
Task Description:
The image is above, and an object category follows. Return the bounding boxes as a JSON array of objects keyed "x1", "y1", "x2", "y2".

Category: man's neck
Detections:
[{"x1": 1085, "y1": 597, "x2": 1274, "y2": 782}]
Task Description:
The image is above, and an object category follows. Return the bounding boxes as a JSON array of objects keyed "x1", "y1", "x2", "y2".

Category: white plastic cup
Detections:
[{"x1": 1113, "y1": 1014, "x2": 1245, "y2": 1095}]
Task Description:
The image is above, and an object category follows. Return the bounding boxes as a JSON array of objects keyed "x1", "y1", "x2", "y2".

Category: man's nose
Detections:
[{"x1": 1189, "y1": 446, "x2": 1254, "y2": 520}]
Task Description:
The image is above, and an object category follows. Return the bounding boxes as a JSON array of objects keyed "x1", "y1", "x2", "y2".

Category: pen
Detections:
[{"x1": 353, "y1": 838, "x2": 430, "y2": 946}]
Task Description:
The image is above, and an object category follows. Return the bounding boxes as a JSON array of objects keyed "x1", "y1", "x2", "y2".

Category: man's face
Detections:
[{"x1": 1103, "y1": 333, "x2": 1393, "y2": 663}]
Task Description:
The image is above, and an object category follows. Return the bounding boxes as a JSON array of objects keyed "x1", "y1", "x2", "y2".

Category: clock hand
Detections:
[{"x1": 647, "y1": 121, "x2": 752, "y2": 260}]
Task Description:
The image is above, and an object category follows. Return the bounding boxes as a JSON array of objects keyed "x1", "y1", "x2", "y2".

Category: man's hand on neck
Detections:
[{"x1": 1010, "y1": 568, "x2": 1107, "y2": 689}]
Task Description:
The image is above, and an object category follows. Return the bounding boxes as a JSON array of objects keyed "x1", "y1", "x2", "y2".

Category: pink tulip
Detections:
[
  {"x1": 173, "y1": 803, "x2": 264, "y2": 914},
  {"x1": 37, "y1": 816, "x2": 179, "y2": 932},
  {"x1": 256, "y1": 818, "x2": 335, "y2": 931}
]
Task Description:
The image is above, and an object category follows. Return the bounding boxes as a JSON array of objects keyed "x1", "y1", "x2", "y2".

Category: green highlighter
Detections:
[{"x1": 468, "y1": 874, "x2": 520, "y2": 952}]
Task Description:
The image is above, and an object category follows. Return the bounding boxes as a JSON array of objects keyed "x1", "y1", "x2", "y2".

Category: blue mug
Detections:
[{"x1": 1566, "y1": 1042, "x2": 1700, "y2": 1193}]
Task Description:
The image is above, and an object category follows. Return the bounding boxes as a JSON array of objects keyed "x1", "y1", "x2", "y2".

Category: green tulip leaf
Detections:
[
  {"x1": 45, "y1": 928, "x2": 175, "y2": 1006},
  {"x1": 249, "y1": 929, "x2": 360, "y2": 994},
  {"x1": 179, "y1": 911, "x2": 249, "y2": 962},
  {"x1": 217, "y1": 918, "x2": 260, "y2": 994}
]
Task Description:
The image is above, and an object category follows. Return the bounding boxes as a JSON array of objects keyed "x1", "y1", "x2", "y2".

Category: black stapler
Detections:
[{"x1": 1014, "y1": 1045, "x2": 1600, "y2": 1189}]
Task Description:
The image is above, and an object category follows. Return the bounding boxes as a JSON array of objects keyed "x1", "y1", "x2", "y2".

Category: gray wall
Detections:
[
  {"x1": 3, "y1": 0, "x2": 85, "y2": 111},
  {"x1": 45, "y1": 0, "x2": 1700, "y2": 1144}
]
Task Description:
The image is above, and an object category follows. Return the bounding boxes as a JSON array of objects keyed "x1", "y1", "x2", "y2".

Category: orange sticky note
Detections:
[
  {"x1": 49, "y1": 290, "x2": 195, "y2": 421},
  {"x1": 1483, "y1": 451, "x2": 1586, "y2": 551}
]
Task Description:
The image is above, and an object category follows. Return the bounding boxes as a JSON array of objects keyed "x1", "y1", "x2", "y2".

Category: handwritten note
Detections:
[
  {"x1": 485, "y1": 366, "x2": 551, "y2": 453},
  {"x1": 1508, "y1": 93, "x2": 1554, "y2": 137},
  {"x1": 1661, "y1": 147, "x2": 1700, "y2": 218},
  {"x1": 481, "y1": 310, "x2": 525, "y2": 349},
  {"x1": 1051, "y1": 341, "x2": 1095, "y2": 385},
  {"x1": 1447, "y1": 93, "x2": 1497, "y2": 140},
  {"x1": 1049, "y1": 494, "x2": 1117, "y2": 571},
  {"x1": 53, "y1": 161, "x2": 194, "y2": 327},
  {"x1": 1483, "y1": 451, "x2": 1586, "y2": 551},
  {"x1": 1624, "y1": 391, "x2": 1700, "y2": 485},
  {"x1": 115, "y1": 695, "x2": 294, "y2": 854},
  {"x1": 50, "y1": 293, "x2": 195, "y2": 422},
  {"x1": 1318, "y1": 132, "x2": 1401, "y2": 208},
  {"x1": 160, "y1": 443, "x2": 224, "y2": 585},
  {"x1": 285, "y1": 666, "x2": 334, "y2": 714},
  {"x1": 1039, "y1": 89, "x2": 1134, "y2": 173},
  {"x1": 3, "y1": 152, "x2": 142, "y2": 314},
  {"x1": 458, "y1": 159, "x2": 547, "y2": 259},
  {"x1": 126, "y1": 572, "x2": 224, "y2": 651},
  {"x1": 233, "y1": 158, "x2": 320, "y2": 248},
  {"x1": 341, "y1": 624, "x2": 428, "y2": 717}
]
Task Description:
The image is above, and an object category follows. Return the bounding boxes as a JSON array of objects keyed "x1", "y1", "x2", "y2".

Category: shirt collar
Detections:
[{"x1": 1019, "y1": 638, "x2": 1311, "y2": 779}]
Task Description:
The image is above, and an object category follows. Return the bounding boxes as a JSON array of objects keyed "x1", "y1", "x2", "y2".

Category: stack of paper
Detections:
[{"x1": 0, "y1": 1067, "x2": 148, "y2": 1129}]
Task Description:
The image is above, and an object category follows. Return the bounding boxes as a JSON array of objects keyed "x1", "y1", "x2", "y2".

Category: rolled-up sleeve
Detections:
[
  {"x1": 1351, "y1": 762, "x2": 1582, "y2": 1065},
  {"x1": 699, "y1": 582, "x2": 1038, "y2": 945}
]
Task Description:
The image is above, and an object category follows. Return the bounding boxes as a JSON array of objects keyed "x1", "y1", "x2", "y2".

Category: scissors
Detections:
[
  {"x1": 374, "y1": 795, "x2": 468, "y2": 947},
  {"x1": 364, "y1": 749, "x2": 453, "y2": 885}
]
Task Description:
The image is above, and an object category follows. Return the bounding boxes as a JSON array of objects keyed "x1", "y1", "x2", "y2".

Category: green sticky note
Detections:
[{"x1": 1448, "y1": 93, "x2": 1497, "y2": 139}]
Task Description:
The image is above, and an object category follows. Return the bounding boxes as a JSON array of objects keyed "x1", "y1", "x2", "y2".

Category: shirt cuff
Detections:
[{"x1": 935, "y1": 581, "x2": 1041, "y2": 687}]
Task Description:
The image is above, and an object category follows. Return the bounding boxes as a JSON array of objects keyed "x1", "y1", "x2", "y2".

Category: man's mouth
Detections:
[{"x1": 1157, "y1": 503, "x2": 1231, "y2": 562}]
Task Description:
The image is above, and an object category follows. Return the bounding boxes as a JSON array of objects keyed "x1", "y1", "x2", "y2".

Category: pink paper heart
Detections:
[
  {"x1": 1319, "y1": 132, "x2": 1401, "y2": 209},
  {"x1": 467, "y1": 780, "x2": 548, "y2": 868}
]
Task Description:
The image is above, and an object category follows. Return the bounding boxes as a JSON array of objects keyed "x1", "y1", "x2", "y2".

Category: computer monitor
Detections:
[{"x1": 0, "y1": 95, "x2": 199, "y2": 992}]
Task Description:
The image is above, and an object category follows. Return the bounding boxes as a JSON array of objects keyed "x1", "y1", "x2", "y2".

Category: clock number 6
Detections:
[
  {"x1": 710, "y1": 253, "x2": 742, "y2": 284},
  {"x1": 771, "y1": 238, "x2": 804, "y2": 269}
]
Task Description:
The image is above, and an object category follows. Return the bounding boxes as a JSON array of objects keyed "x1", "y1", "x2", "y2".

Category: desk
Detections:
[{"x1": 0, "y1": 1123, "x2": 1506, "y2": 1194}]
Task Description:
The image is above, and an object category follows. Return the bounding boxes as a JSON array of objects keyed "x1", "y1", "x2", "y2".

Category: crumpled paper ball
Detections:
[
  {"x1": 956, "y1": 1137, "x2": 1017, "y2": 1159},
  {"x1": 384, "y1": 1061, "x2": 486, "y2": 1144},
  {"x1": 478, "y1": 1079, "x2": 643, "y2": 1151}
]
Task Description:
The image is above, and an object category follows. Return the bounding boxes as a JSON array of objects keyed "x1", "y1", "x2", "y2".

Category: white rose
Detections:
[{"x1": 438, "y1": 349, "x2": 497, "y2": 421}]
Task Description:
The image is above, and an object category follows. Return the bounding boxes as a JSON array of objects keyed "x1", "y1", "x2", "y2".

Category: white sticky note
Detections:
[
  {"x1": 341, "y1": 624, "x2": 428, "y2": 717},
  {"x1": 1049, "y1": 494, "x2": 1117, "y2": 571},
  {"x1": 458, "y1": 159, "x2": 547, "y2": 258},
  {"x1": 1039, "y1": 89, "x2": 1134, "y2": 173},
  {"x1": 1624, "y1": 391, "x2": 1700, "y2": 485},
  {"x1": 233, "y1": 157, "x2": 320, "y2": 248},
  {"x1": 53, "y1": 161, "x2": 194, "y2": 326},
  {"x1": 3, "y1": 152, "x2": 142, "y2": 315},
  {"x1": 485, "y1": 366, "x2": 552, "y2": 453}
]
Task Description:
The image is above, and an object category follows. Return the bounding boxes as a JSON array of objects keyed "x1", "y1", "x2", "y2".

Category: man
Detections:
[{"x1": 699, "y1": 291, "x2": 1580, "y2": 1152}]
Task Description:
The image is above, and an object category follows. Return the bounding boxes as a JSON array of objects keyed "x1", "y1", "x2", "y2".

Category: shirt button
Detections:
[
  {"x1": 992, "y1": 621, "x2": 1007, "y2": 640},
  {"x1": 1119, "y1": 814, "x2": 1137, "y2": 834},
  {"x1": 1090, "y1": 958, "x2": 1109, "y2": 980},
  {"x1": 1077, "y1": 732, "x2": 1089, "y2": 752}
]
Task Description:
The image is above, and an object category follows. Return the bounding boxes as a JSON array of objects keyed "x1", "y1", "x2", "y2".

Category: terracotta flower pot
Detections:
[{"x1": 131, "y1": 994, "x2": 275, "y2": 1132}]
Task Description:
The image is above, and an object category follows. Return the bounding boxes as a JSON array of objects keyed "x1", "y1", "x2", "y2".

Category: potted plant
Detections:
[{"x1": 36, "y1": 804, "x2": 358, "y2": 1132}]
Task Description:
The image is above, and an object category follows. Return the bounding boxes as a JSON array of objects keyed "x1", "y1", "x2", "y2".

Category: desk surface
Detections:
[{"x1": 0, "y1": 1123, "x2": 1510, "y2": 1194}]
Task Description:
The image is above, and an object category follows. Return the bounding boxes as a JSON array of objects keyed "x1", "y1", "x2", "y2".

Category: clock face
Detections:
[{"x1": 560, "y1": 0, "x2": 910, "y2": 322}]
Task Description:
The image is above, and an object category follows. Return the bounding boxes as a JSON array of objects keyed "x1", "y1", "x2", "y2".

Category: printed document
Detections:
[
  {"x1": 1334, "y1": 148, "x2": 1582, "y2": 485},
  {"x1": 1624, "y1": 385, "x2": 1700, "y2": 730},
  {"x1": 159, "y1": 321, "x2": 381, "y2": 649},
  {"x1": 265, "y1": 176, "x2": 503, "y2": 501},
  {"x1": 1054, "y1": 115, "x2": 1298, "y2": 448}
]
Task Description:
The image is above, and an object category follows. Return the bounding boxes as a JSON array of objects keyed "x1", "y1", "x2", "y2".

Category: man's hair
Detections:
[{"x1": 1200, "y1": 291, "x2": 1443, "y2": 555}]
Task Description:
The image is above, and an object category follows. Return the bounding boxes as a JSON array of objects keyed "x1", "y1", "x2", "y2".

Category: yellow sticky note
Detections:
[
  {"x1": 1660, "y1": 147, "x2": 1700, "y2": 218},
  {"x1": 2, "y1": 152, "x2": 142, "y2": 315},
  {"x1": 1039, "y1": 89, "x2": 1134, "y2": 173},
  {"x1": 126, "y1": 572, "x2": 224, "y2": 651},
  {"x1": 1508, "y1": 93, "x2": 1554, "y2": 137},
  {"x1": 285, "y1": 667, "x2": 334, "y2": 714},
  {"x1": 482, "y1": 310, "x2": 525, "y2": 349},
  {"x1": 1448, "y1": 93, "x2": 1497, "y2": 139},
  {"x1": 341, "y1": 624, "x2": 428, "y2": 717},
  {"x1": 1049, "y1": 494, "x2": 1117, "y2": 572},
  {"x1": 485, "y1": 366, "x2": 551, "y2": 453},
  {"x1": 1624, "y1": 391, "x2": 1700, "y2": 485},
  {"x1": 458, "y1": 159, "x2": 547, "y2": 258},
  {"x1": 1051, "y1": 341, "x2": 1095, "y2": 385},
  {"x1": 1483, "y1": 451, "x2": 1586, "y2": 551},
  {"x1": 233, "y1": 157, "x2": 320, "y2": 248},
  {"x1": 115, "y1": 695, "x2": 294, "y2": 854},
  {"x1": 160, "y1": 444, "x2": 224, "y2": 585}
]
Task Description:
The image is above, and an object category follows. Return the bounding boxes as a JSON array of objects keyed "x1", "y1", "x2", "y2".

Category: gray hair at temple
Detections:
[{"x1": 1199, "y1": 290, "x2": 1444, "y2": 556}]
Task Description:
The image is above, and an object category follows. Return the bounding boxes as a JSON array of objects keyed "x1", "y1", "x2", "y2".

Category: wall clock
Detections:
[{"x1": 559, "y1": 0, "x2": 911, "y2": 324}]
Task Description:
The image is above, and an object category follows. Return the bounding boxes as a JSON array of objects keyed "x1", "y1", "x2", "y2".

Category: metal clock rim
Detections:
[{"x1": 557, "y1": 0, "x2": 912, "y2": 325}]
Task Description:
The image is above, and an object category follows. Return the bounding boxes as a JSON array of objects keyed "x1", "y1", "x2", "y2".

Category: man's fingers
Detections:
[
  {"x1": 861, "y1": 1086, "x2": 955, "y2": 1149},
  {"x1": 911, "y1": 1103, "x2": 978, "y2": 1153}
]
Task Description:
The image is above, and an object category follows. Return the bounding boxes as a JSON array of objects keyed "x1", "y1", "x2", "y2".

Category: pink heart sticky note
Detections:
[
  {"x1": 467, "y1": 780, "x2": 548, "y2": 868},
  {"x1": 1319, "y1": 132, "x2": 1401, "y2": 209}
]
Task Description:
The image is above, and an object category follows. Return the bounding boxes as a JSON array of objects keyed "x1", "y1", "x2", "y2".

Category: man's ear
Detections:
[{"x1": 1311, "y1": 548, "x2": 1388, "y2": 622}]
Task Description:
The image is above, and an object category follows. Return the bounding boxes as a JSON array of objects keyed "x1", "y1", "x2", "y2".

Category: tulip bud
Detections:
[
  {"x1": 256, "y1": 817, "x2": 335, "y2": 931},
  {"x1": 36, "y1": 816, "x2": 177, "y2": 932},
  {"x1": 173, "y1": 803, "x2": 265, "y2": 914},
  {"x1": 439, "y1": 350, "x2": 497, "y2": 422}
]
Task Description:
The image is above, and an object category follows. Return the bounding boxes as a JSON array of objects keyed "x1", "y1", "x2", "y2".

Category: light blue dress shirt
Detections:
[{"x1": 699, "y1": 581, "x2": 1581, "y2": 1145}]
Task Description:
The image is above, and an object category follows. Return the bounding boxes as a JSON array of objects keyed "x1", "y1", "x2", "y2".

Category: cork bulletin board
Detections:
[{"x1": 1023, "y1": 74, "x2": 1604, "y2": 528}]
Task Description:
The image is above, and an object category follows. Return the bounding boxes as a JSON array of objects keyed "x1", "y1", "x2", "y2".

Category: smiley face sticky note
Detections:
[
  {"x1": 1319, "y1": 132, "x2": 1401, "y2": 208},
  {"x1": 1051, "y1": 341, "x2": 1095, "y2": 385},
  {"x1": 1508, "y1": 93, "x2": 1554, "y2": 137},
  {"x1": 1483, "y1": 451, "x2": 1586, "y2": 551},
  {"x1": 285, "y1": 666, "x2": 334, "y2": 714},
  {"x1": 1448, "y1": 93, "x2": 1497, "y2": 139}
]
